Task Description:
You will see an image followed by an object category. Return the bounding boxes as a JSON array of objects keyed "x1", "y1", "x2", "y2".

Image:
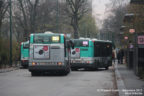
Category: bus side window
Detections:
[{"x1": 64, "y1": 37, "x2": 66, "y2": 57}]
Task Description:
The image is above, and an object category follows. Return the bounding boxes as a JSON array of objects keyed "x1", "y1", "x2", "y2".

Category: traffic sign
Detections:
[
  {"x1": 124, "y1": 36, "x2": 128, "y2": 40},
  {"x1": 138, "y1": 36, "x2": 144, "y2": 44},
  {"x1": 129, "y1": 29, "x2": 135, "y2": 34}
]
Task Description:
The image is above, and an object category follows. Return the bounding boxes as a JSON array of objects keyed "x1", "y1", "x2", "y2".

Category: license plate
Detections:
[
  {"x1": 39, "y1": 62, "x2": 46, "y2": 65},
  {"x1": 75, "y1": 61, "x2": 81, "y2": 63}
]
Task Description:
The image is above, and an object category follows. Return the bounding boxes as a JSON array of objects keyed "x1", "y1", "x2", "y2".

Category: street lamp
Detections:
[
  {"x1": 56, "y1": 0, "x2": 59, "y2": 33},
  {"x1": 9, "y1": 0, "x2": 12, "y2": 67}
]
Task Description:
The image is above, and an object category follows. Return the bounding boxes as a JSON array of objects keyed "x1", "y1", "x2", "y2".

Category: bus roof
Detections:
[
  {"x1": 72, "y1": 38, "x2": 92, "y2": 41},
  {"x1": 94, "y1": 39, "x2": 112, "y2": 43},
  {"x1": 72, "y1": 38, "x2": 111, "y2": 43},
  {"x1": 30, "y1": 32, "x2": 64, "y2": 36}
]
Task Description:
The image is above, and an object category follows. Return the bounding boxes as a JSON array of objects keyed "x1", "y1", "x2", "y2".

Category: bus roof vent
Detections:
[
  {"x1": 44, "y1": 31, "x2": 54, "y2": 34},
  {"x1": 85, "y1": 38, "x2": 91, "y2": 40},
  {"x1": 79, "y1": 37, "x2": 85, "y2": 39},
  {"x1": 92, "y1": 38, "x2": 97, "y2": 40}
]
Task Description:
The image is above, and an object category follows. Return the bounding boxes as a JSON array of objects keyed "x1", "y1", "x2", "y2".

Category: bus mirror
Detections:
[
  {"x1": 67, "y1": 40, "x2": 74, "y2": 49},
  {"x1": 69, "y1": 40, "x2": 74, "y2": 49},
  {"x1": 71, "y1": 43, "x2": 74, "y2": 49}
]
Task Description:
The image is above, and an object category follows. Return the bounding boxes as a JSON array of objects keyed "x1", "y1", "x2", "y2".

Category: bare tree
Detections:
[
  {"x1": 0, "y1": 0, "x2": 9, "y2": 36},
  {"x1": 27, "y1": 0, "x2": 39, "y2": 34},
  {"x1": 36, "y1": 0, "x2": 58, "y2": 33},
  {"x1": 65, "y1": 0, "x2": 89, "y2": 39},
  {"x1": 14, "y1": 0, "x2": 39, "y2": 41},
  {"x1": 101, "y1": 0, "x2": 128, "y2": 46}
]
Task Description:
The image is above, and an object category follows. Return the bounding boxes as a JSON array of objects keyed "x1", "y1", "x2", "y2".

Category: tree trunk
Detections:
[{"x1": 72, "y1": 14, "x2": 79, "y2": 39}]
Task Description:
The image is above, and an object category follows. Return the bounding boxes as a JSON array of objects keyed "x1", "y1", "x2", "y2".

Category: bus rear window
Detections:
[
  {"x1": 74, "y1": 40, "x2": 89, "y2": 47},
  {"x1": 94, "y1": 42, "x2": 112, "y2": 57},
  {"x1": 34, "y1": 35, "x2": 60, "y2": 43}
]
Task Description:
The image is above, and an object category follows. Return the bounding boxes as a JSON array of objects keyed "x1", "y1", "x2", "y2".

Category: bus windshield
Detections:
[
  {"x1": 73, "y1": 40, "x2": 89, "y2": 47},
  {"x1": 23, "y1": 43, "x2": 29, "y2": 49},
  {"x1": 34, "y1": 35, "x2": 60, "y2": 44}
]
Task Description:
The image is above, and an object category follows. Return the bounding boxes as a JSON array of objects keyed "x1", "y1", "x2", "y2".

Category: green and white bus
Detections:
[
  {"x1": 70, "y1": 38, "x2": 96, "y2": 70},
  {"x1": 20, "y1": 41, "x2": 29, "y2": 68},
  {"x1": 70, "y1": 38, "x2": 112, "y2": 70},
  {"x1": 29, "y1": 32, "x2": 72, "y2": 76}
]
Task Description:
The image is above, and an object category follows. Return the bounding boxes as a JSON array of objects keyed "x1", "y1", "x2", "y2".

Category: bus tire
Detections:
[
  {"x1": 31, "y1": 72, "x2": 40, "y2": 76},
  {"x1": 31, "y1": 72, "x2": 37, "y2": 76},
  {"x1": 71, "y1": 68, "x2": 78, "y2": 71},
  {"x1": 63, "y1": 67, "x2": 70, "y2": 76},
  {"x1": 105, "y1": 66, "x2": 109, "y2": 70},
  {"x1": 93, "y1": 67, "x2": 98, "y2": 71}
]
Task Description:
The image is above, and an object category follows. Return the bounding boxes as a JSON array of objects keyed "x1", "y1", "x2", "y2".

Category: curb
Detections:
[{"x1": 114, "y1": 62, "x2": 129, "y2": 96}]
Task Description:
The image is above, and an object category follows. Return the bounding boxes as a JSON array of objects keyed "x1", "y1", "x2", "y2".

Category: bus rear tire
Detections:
[
  {"x1": 62, "y1": 67, "x2": 70, "y2": 75},
  {"x1": 71, "y1": 68, "x2": 78, "y2": 71},
  {"x1": 105, "y1": 66, "x2": 109, "y2": 70},
  {"x1": 31, "y1": 72, "x2": 36, "y2": 76},
  {"x1": 31, "y1": 72, "x2": 40, "y2": 76}
]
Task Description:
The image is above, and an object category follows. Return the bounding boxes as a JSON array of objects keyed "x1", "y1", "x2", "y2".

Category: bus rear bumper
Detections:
[
  {"x1": 71, "y1": 63, "x2": 97, "y2": 69},
  {"x1": 28, "y1": 65, "x2": 68, "y2": 72}
]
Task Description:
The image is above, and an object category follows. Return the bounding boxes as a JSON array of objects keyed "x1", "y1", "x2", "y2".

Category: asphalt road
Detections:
[{"x1": 0, "y1": 68, "x2": 116, "y2": 96}]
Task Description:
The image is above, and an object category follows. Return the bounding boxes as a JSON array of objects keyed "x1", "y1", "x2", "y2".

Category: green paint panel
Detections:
[
  {"x1": 30, "y1": 34, "x2": 34, "y2": 43},
  {"x1": 60, "y1": 34, "x2": 64, "y2": 43},
  {"x1": 21, "y1": 41, "x2": 29, "y2": 59},
  {"x1": 74, "y1": 40, "x2": 94, "y2": 57},
  {"x1": 79, "y1": 47, "x2": 94, "y2": 57}
]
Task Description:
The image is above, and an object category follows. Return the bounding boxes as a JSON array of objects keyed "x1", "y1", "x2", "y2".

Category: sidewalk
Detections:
[
  {"x1": 0, "y1": 67, "x2": 19, "y2": 73},
  {"x1": 114, "y1": 61, "x2": 144, "y2": 96},
  {"x1": 0, "y1": 64, "x2": 20, "y2": 73}
]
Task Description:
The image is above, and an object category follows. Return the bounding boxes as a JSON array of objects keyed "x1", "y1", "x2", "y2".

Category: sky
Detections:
[
  {"x1": 92, "y1": 0, "x2": 110, "y2": 19},
  {"x1": 92, "y1": 0, "x2": 130, "y2": 29},
  {"x1": 92, "y1": 0, "x2": 110, "y2": 28}
]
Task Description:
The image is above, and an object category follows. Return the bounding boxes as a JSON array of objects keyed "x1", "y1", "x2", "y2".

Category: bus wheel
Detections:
[
  {"x1": 105, "y1": 66, "x2": 109, "y2": 70},
  {"x1": 71, "y1": 68, "x2": 78, "y2": 71},
  {"x1": 31, "y1": 72, "x2": 40, "y2": 76},
  {"x1": 62, "y1": 68, "x2": 70, "y2": 76},
  {"x1": 31, "y1": 72, "x2": 37, "y2": 76},
  {"x1": 93, "y1": 68, "x2": 98, "y2": 71}
]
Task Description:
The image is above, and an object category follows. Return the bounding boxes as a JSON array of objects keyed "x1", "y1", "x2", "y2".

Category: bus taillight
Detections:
[
  {"x1": 57, "y1": 62, "x2": 62, "y2": 66},
  {"x1": 32, "y1": 62, "x2": 36, "y2": 66},
  {"x1": 75, "y1": 48, "x2": 80, "y2": 52},
  {"x1": 43, "y1": 46, "x2": 48, "y2": 51}
]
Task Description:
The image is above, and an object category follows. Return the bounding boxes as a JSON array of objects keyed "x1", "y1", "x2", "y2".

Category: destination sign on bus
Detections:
[
  {"x1": 83, "y1": 41, "x2": 88, "y2": 46},
  {"x1": 52, "y1": 36, "x2": 60, "y2": 42}
]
